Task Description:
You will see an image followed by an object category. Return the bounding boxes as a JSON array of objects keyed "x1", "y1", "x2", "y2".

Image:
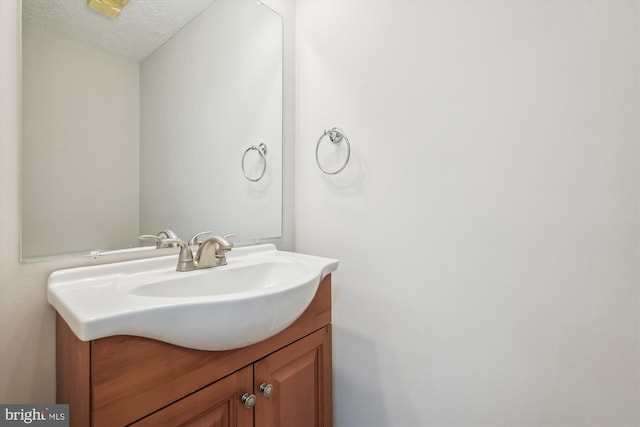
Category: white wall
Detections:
[
  {"x1": 295, "y1": 1, "x2": 639, "y2": 426},
  {"x1": 3, "y1": 1, "x2": 638, "y2": 424},
  {"x1": 140, "y1": 0, "x2": 283, "y2": 242},
  {"x1": 22, "y1": 21, "x2": 140, "y2": 258},
  {"x1": 0, "y1": 0, "x2": 295, "y2": 403}
]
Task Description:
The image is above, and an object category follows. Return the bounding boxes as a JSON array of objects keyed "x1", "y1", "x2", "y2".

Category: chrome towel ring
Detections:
[
  {"x1": 316, "y1": 127, "x2": 350, "y2": 175},
  {"x1": 242, "y1": 143, "x2": 268, "y2": 182}
]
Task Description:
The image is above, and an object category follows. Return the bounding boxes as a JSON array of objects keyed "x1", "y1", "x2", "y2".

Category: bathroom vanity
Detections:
[{"x1": 56, "y1": 274, "x2": 332, "y2": 427}]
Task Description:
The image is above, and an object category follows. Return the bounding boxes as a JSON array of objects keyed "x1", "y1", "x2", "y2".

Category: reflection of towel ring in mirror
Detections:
[
  {"x1": 316, "y1": 127, "x2": 350, "y2": 175},
  {"x1": 242, "y1": 143, "x2": 268, "y2": 182}
]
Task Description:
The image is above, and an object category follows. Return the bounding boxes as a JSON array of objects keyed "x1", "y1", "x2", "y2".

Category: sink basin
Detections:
[{"x1": 47, "y1": 244, "x2": 338, "y2": 350}]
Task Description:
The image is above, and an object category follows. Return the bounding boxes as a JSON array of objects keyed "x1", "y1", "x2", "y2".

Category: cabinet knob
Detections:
[
  {"x1": 259, "y1": 383, "x2": 273, "y2": 398},
  {"x1": 241, "y1": 393, "x2": 256, "y2": 409}
]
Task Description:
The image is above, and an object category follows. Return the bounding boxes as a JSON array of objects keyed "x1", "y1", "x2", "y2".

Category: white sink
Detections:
[{"x1": 47, "y1": 244, "x2": 338, "y2": 351}]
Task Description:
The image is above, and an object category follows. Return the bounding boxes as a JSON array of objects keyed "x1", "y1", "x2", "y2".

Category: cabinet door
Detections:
[
  {"x1": 254, "y1": 326, "x2": 332, "y2": 427},
  {"x1": 131, "y1": 366, "x2": 254, "y2": 427}
]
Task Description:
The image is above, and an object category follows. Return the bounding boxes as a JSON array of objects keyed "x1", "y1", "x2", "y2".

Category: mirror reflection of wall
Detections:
[
  {"x1": 21, "y1": 0, "x2": 283, "y2": 260},
  {"x1": 140, "y1": 0, "x2": 282, "y2": 246}
]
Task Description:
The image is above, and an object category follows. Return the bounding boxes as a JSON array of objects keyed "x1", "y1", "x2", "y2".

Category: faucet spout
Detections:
[{"x1": 195, "y1": 236, "x2": 234, "y2": 269}]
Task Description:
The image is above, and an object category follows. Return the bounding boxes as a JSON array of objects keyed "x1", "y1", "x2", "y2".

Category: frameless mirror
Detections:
[{"x1": 21, "y1": 0, "x2": 282, "y2": 260}]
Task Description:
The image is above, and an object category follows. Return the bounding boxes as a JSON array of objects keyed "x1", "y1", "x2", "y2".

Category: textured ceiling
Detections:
[{"x1": 22, "y1": 0, "x2": 215, "y2": 62}]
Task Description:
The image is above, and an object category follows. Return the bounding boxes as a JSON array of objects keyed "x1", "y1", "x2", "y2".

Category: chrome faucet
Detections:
[{"x1": 195, "y1": 235, "x2": 234, "y2": 268}]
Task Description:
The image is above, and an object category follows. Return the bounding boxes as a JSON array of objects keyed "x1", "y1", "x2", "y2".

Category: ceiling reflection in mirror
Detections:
[{"x1": 21, "y1": 0, "x2": 283, "y2": 260}]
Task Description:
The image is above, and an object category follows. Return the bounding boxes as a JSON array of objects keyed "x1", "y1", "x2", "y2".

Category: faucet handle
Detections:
[
  {"x1": 139, "y1": 234, "x2": 163, "y2": 249},
  {"x1": 188, "y1": 231, "x2": 213, "y2": 246},
  {"x1": 139, "y1": 234, "x2": 161, "y2": 241},
  {"x1": 139, "y1": 232, "x2": 180, "y2": 248},
  {"x1": 156, "y1": 229, "x2": 179, "y2": 247},
  {"x1": 158, "y1": 238, "x2": 197, "y2": 272}
]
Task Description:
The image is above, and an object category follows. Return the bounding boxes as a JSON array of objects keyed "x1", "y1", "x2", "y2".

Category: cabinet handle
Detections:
[
  {"x1": 241, "y1": 393, "x2": 256, "y2": 409},
  {"x1": 259, "y1": 383, "x2": 273, "y2": 398}
]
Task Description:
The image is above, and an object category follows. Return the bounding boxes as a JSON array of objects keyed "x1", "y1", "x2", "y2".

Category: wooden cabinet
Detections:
[
  {"x1": 131, "y1": 328, "x2": 331, "y2": 427},
  {"x1": 254, "y1": 327, "x2": 332, "y2": 427},
  {"x1": 131, "y1": 366, "x2": 253, "y2": 427},
  {"x1": 56, "y1": 275, "x2": 332, "y2": 427}
]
